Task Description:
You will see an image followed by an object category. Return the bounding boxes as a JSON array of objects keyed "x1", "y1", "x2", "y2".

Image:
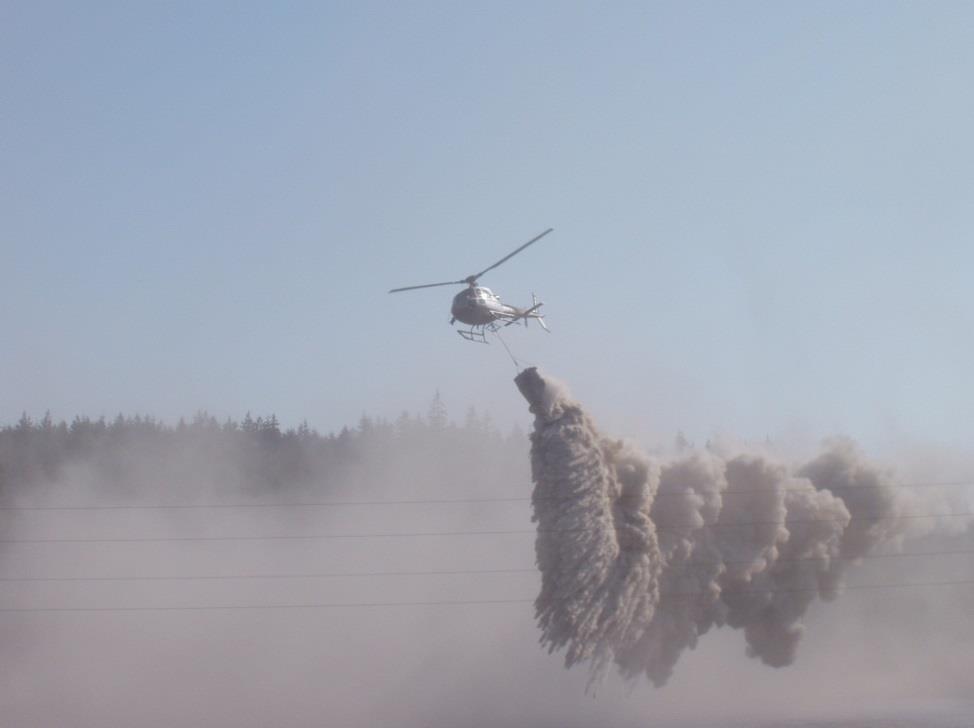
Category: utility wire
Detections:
[
  {"x1": 3, "y1": 547, "x2": 974, "y2": 583},
  {"x1": 1, "y1": 511, "x2": 970, "y2": 544},
  {"x1": 0, "y1": 567, "x2": 538, "y2": 583},
  {"x1": 1, "y1": 578, "x2": 974, "y2": 613},
  {"x1": 1, "y1": 479, "x2": 971, "y2": 512}
]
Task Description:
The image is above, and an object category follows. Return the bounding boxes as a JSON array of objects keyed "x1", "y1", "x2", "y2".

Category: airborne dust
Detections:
[
  {"x1": 2, "y1": 379, "x2": 973, "y2": 726},
  {"x1": 516, "y1": 366, "x2": 972, "y2": 689}
]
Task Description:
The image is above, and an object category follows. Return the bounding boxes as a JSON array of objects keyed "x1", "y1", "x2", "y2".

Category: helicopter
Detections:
[{"x1": 389, "y1": 228, "x2": 554, "y2": 343}]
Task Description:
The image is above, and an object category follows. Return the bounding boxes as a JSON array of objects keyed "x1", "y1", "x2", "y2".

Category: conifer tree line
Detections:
[{"x1": 0, "y1": 392, "x2": 529, "y2": 500}]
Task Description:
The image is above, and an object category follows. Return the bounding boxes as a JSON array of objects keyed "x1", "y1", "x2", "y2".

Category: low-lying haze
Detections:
[{"x1": 2, "y1": 396, "x2": 972, "y2": 727}]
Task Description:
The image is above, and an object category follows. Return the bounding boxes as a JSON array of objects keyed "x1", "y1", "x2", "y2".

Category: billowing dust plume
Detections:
[{"x1": 515, "y1": 367, "x2": 961, "y2": 688}]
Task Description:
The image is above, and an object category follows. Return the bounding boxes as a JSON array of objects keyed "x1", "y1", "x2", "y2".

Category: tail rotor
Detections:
[
  {"x1": 502, "y1": 293, "x2": 551, "y2": 332},
  {"x1": 530, "y1": 293, "x2": 550, "y2": 332}
]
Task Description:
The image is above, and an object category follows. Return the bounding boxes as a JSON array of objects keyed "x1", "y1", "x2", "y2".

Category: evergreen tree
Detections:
[{"x1": 428, "y1": 390, "x2": 448, "y2": 431}]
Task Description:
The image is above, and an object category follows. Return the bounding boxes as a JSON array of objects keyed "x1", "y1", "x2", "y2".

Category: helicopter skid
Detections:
[
  {"x1": 457, "y1": 329, "x2": 489, "y2": 344},
  {"x1": 456, "y1": 321, "x2": 503, "y2": 344}
]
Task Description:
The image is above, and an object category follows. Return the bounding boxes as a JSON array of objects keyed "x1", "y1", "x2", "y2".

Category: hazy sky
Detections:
[{"x1": 4, "y1": 1, "x2": 973, "y2": 452}]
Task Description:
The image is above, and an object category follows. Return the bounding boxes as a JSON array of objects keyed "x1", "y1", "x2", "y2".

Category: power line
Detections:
[
  {"x1": 0, "y1": 497, "x2": 537, "y2": 512},
  {"x1": 1, "y1": 479, "x2": 971, "y2": 512},
  {"x1": 1, "y1": 578, "x2": 973, "y2": 613},
  {"x1": 1, "y1": 511, "x2": 970, "y2": 544},
  {"x1": 660, "y1": 578, "x2": 974, "y2": 599},
  {"x1": 0, "y1": 567, "x2": 538, "y2": 583},
  {"x1": 659, "y1": 510, "x2": 974, "y2": 530},
  {"x1": 0, "y1": 528, "x2": 534, "y2": 544},
  {"x1": 3, "y1": 547, "x2": 974, "y2": 583},
  {"x1": 0, "y1": 598, "x2": 534, "y2": 613}
]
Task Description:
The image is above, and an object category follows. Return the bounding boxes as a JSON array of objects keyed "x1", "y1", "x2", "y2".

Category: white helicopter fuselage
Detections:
[{"x1": 450, "y1": 286, "x2": 518, "y2": 326}]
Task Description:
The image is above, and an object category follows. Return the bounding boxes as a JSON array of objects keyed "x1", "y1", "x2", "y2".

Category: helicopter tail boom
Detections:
[{"x1": 503, "y1": 294, "x2": 549, "y2": 331}]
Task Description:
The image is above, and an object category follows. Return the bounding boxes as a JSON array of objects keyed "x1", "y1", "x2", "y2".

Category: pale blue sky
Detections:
[{"x1": 3, "y1": 1, "x2": 973, "y2": 451}]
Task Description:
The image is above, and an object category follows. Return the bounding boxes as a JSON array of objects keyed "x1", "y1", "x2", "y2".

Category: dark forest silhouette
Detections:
[{"x1": 0, "y1": 394, "x2": 530, "y2": 502}]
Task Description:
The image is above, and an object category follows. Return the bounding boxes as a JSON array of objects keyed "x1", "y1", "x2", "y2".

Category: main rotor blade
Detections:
[
  {"x1": 388, "y1": 280, "x2": 465, "y2": 294},
  {"x1": 471, "y1": 228, "x2": 554, "y2": 282}
]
